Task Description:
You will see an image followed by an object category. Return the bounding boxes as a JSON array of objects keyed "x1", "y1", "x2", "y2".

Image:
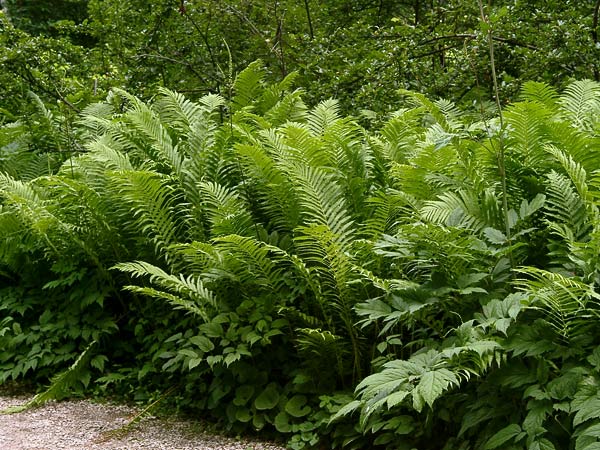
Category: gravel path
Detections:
[{"x1": 0, "y1": 395, "x2": 287, "y2": 450}]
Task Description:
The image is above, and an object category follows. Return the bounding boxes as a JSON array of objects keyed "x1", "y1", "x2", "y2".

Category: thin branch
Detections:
[
  {"x1": 477, "y1": 0, "x2": 514, "y2": 270},
  {"x1": 303, "y1": 0, "x2": 314, "y2": 39},
  {"x1": 593, "y1": 0, "x2": 600, "y2": 80},
  {"x1": 133, "y1": 53, "x2": 208, "y2": 85},
  {"x1": 419, "y1": 33, "x2": 538, "y2": 50}
]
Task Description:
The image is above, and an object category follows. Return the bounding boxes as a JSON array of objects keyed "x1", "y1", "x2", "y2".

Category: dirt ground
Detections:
[{"x1": 0, "y1": 393, "x2": 287, "y2": 450}]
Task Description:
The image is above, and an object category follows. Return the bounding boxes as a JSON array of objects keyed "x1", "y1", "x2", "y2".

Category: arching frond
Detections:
[
  {"x1": 516, "y1": 267, "x2": 600, "y2": 341},
  {"x1": 559, "y1": 80, "x2": 600, "y2": 131},
  {"x1": 504, "y1": 102, "x2": 552, "y2": 170},
  {"x1": 213, "y1": 234, "x2": 290, "y2": 292},
  {"x1": 235, "y1": 142, "x2": 301, "y2": 232},
  {"x1": 198, "y1": 181, "x2": 254, "y2": 238},
  {"x1": 306, "y1": 99, "x2": 341, "y2": 136},
  {"x1": 154, "y1": 87, "x2": 204, "y2": 134},
  {"x1": 420, "y1": 188, "x2": 501, "y2": 232},
  {"x1": 232, "y1": 60, "x2": 265, "y2": 111},
  {"x1": 287, "y1": 164, "x2": 354, "y2": 245},
  {"x1": 108, "y1": 170, "x2": 187, "y2": 258},
  {"x1": 544, "y1": 170, "x2": 590, "y2": 242},
  {"x1": 519, "y1": 81, "x2": 559, "y2": 110},
  {"x1": 113, "y1": 260, "x2": 216, "y2": 321}
]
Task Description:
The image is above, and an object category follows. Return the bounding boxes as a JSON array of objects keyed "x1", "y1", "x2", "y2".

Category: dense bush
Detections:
[{"x1": 3, "y1": 60, "x2": 600, "y2": 449}]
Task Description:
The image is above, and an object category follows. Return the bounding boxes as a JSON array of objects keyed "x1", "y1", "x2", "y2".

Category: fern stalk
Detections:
[{"x1": 477, "y1": 0, "x2": 514, "y2": 269}]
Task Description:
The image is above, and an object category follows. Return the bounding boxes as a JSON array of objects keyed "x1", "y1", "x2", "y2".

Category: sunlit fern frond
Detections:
[
  {"x1": 516, "y1": 267, "x2": 600, "y2": 341},
  {"x1": 108, "y1": 170, "x2": 188, "y2": 259},
  {"x1": 116, "y1": 90, "x2": 184, "y2": 175},
  {"x1": 198, "y1": 181, "x2": 254, "y2": 238},
  {"x1": 212, "y1": 234, "x2": 290, "y2": 292},
  {"x1": 0, "y1": 150, "x2": 58, "y2": 181},
  {"x1": 2, "y1": 341, "x2": 97, "y2": 414},
  {"x1": 544, "y1": 170, "x2": 591, "y2": 242},
  {"x1": 559, "y1": 80, "x2": 600, "y2": 132},
  {"x1": 264, "y1": 89, "x2": 307, "y2": 126},
  {"x1": 232, "y1": 60, "x2": 265, "y2": 111},
  {"x1": 306, "y1": 99, "x2": 342, "y2": 136},
  {"x1": 400, "y1": 90, "x2": 459, "y2": 133},
  {"x1": 420, "y1": 188, "x2": 501, "y2": 232},
  {"x1": 287, "y1": 164, "x2": 355, "y2": 246},
  {"x1": 519, "y1": 81, "x2": 559, "y2": 110},
  {"x1": 154, "y1": 87, "x2": 204, "y2": 135},
  {"x1": 77, "y1": 101, "x2": 116, "y2": 141},
  {"x1": 362, "y1": 189, "x2": 417, "y2": 239},
  {"x1": 235, "y1": 142, "x2": 301, "y2": 232},
  {"x1": 504, "y1": 101, "x2": 552, "y2": 170}
]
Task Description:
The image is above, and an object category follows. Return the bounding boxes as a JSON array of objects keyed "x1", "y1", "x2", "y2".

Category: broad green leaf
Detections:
[
  {"x1": 235, "y1": 406, "x2": 251, "y2": 422},
  {"x1": 189, "y1": 335, "x2": 214, "y2": 352},
  {"x1": 233, "y1": 385, "x2": 255, "y2": 406},
  {"x1": 254, "y1": 383, "x2": 280, "y2": 410},
  {"x1": 413, "y1": 368, "x2": 458, "y2": 412},
  {"x1": 573, "y1": 397, "x2": 600, "y2": 426},
  {"x1": 529, "y1": 438, "x2": 556, "y2": 450},
  {"x1": 484, "y1": 424, "x2": 522, "y2": 449},
  {"x1": 484, "y1": 227, "x2": 507, "y2": 244},
  {"x1": 285, "y1": 395, "x2": 311, "y2": 418},
  {"x1": 274, "y1": 411, "x2": 292, "y2": 432},
  {"x1": 520, "y1": 194, "x2": 545, "y2": 219}
]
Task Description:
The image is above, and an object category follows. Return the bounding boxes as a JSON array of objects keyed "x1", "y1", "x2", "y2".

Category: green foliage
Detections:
[{"x1": 4, "y1": 67, "x2": 600, "y2": 449}]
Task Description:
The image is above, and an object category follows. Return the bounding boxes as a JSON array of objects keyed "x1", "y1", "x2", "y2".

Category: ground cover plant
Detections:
[{"x1": 2, "y1": 55, "x2": 600, "y2": 449}]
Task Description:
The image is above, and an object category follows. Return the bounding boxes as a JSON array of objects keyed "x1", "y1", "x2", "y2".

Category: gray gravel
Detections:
[{"x1": 0, "y1": 395, "x2": 287, "y2": 450}]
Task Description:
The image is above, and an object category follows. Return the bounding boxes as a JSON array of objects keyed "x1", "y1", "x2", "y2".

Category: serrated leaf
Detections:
[
  {"x1": 330, "y1": 399, "x2": 361, "y2": 422},
  {"x1": 484, "y1": 227, "x2": 507, "y2": 244},
  {"x1": 413, "y1": 368, "x2": 458, "y2": 412},
  {"x1": 529, "y1": 438, "x2": 556, "y2": 450},
  {"x1": 188, "y1": 357, "x2": 203, "y2": 370},
  {"x1": 189, "y1": 335, "x2": 214, "y2": 352},
  {"x1": 573, "y1": 397, "x2": 600, "y2": 426},
  {"x1": 484, "y1": 424, "x2": 522, "y2": 449},
  {"x1": 523, "y1": 400, "x2": 551, "y2": 432},
  {"x1": 520, "y1": 194, "x2": 546, "y2": 219}
]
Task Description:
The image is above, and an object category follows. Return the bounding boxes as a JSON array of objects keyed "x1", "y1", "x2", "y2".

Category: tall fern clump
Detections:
[
  {"x1": 331, "y1": 80, "x2": 600, "y2": 449},
  {"x1": 3, "y1": 63, "x2": 600, "y2": 449}
]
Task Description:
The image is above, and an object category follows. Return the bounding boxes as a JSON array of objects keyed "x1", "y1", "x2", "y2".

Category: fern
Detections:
[
  {"x1": 113, "y1": 260, "x2": 216, "y2": 321},
  {"x1": 516, "y1": 267, "x2": 600, "y2": 341},
  {"x1": 1, "y1": 341, "x2": 97, "y2": 414},
  {"x1": 559, "y1": 80, "x2": 600, "y2": 131}
]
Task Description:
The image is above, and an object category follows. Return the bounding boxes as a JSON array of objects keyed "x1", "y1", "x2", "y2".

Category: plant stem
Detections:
[{"x1": 477, "y1": 0, "x2": 514, "y2": 269}]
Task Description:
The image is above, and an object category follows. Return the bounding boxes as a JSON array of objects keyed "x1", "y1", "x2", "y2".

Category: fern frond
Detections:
[
  {"x1": 1, "y1": 341, "x2": 97, "y2": 414},
  {"x1": 516, "y1": 267, "x2": 600, "y2": 341},
  {"x1": 108, "y1": 170, "x2": 187, "y2": 258},
  {"x1": 232, "y1": 60, "x2": 265, "y2": 111},
  {"x1": 306, "y1": 99, "x2": 341, "y2": 136},
  {"x1": 198, "y1": 181, "x2": 254, "y2": 238},
  {"x1": 545, "y1": 170, "x2": 590, "y2": 241},
  {"x1": 288, "y1": 164, "x2": 354, "y2": 244},
  {"x1": 519, "y1": 81, "x2": 559, "y2": 109},
  {"x1": 114, "y1": 260, "x2": 216, "y2": 321},
  {"x1": 235, "y1": 142, "x2": 301, "y2": 231},
  {"x1": 213, "y1": 234, "x2": 288, "y2": 292},
  {"x1": 155, "y1": 87, "x2": 204, "y2": 134},
  {"x1": 504, "y1": 102, "x2": 551, "y2": 169},
  {"x1": 421, "y1": 188, "x2": 500, "y2": 231},
  {"x1": 559, "y1": 80, "x2": 600, "y2": 131}
]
